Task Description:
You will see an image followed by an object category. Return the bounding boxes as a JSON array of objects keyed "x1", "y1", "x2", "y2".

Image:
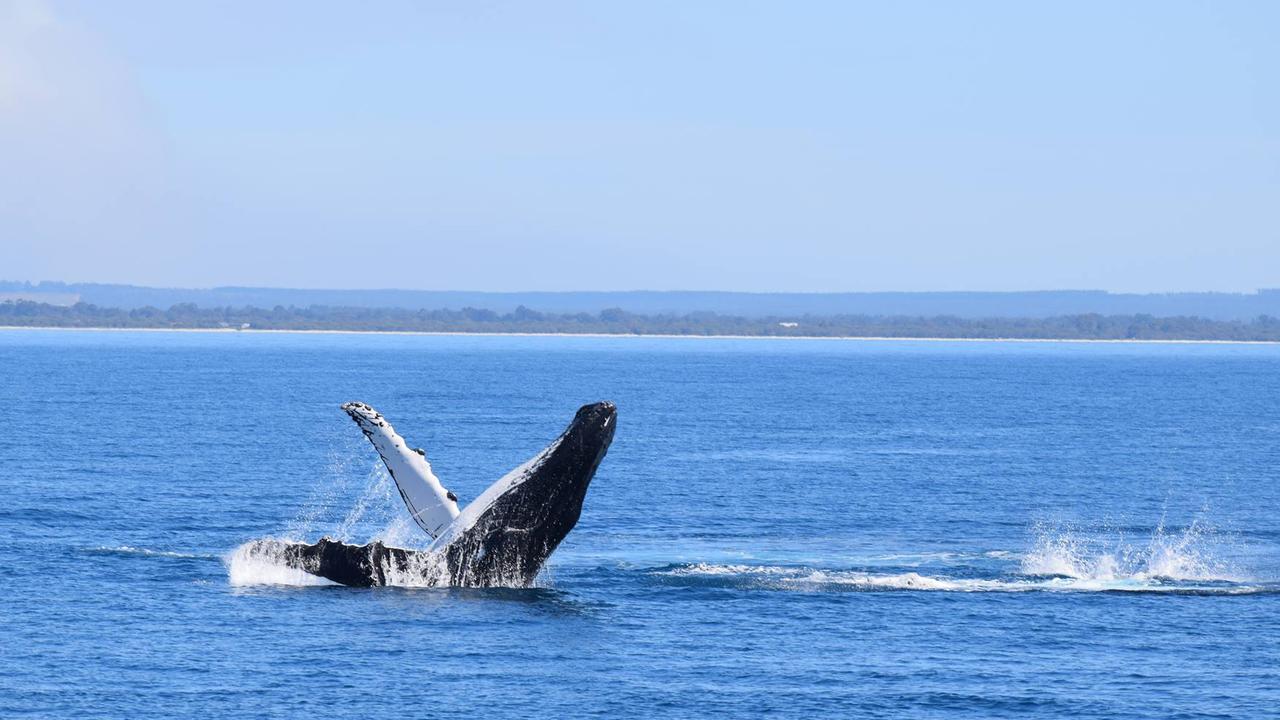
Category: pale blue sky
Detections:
[{"x1": 3, "y1": 1, "x2": 1277, "y2": 292}]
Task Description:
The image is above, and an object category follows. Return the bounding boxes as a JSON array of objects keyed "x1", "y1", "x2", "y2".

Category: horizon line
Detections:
[{"x1": 6, "y1": 280, "x2": 1279, "y2": 297}]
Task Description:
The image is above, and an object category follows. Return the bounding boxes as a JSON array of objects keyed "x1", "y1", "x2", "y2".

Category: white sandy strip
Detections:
[{"x1": 0, "y1": 325, "x2": 1277, "y2": 345}]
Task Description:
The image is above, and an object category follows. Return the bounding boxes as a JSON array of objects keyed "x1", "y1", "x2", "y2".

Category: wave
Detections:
[
  {"x1": 649, "y1": 516, "x2": 1268, "y2": 595},
  {"x1": 652, "y1": 563, "x2": 1273, "y2": 595},
  {"x1": 85, "y1": 545, "x2": 219, "y2": 560}
]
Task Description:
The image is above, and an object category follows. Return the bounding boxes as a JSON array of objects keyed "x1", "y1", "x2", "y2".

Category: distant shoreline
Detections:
[
  {"x1": 8, "y1": 297, "x2": 1280, "y2": 342},
  {"x1": 3, "y1": 325, "x2": 1278, "y2": 345}
]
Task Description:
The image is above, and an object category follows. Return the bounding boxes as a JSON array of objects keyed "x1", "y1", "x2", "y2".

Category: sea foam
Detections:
[
  {"x1": 651, "y1": 518, "x2": 1264, "y2": 595},
  {"x1": 653, "y1": 562, "x2": 1268, "y2": 594}
]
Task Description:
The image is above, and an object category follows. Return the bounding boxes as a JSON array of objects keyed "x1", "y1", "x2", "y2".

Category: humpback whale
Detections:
[{"x1": 247, "y1": 401, "x2": 616, "y2": 587}]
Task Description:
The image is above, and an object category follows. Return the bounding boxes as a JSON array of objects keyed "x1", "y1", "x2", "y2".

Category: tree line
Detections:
[{"x1": 3, "y1": 300, "x2": 1280, "y2": 341}]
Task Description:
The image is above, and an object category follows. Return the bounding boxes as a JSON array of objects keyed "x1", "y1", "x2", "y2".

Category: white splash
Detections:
[
  {"x1": 225, "y1": 540, "x2": 336, "y2": 587},
  {"x1": 340, "y1": 402, "x2": 460, "y2": 537},
  {"x1": 284, "y1": 448, "x2": 432, "y2": 549},
  {"x1": 333, "y1": 462, "x2": 396, "y2": 542},
  {"x1": 1020, "y1": 518, "x2": 1240, "y2": 582}
]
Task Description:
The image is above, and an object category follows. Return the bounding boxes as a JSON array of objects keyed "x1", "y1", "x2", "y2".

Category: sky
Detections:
[{"x1": 2, "y1": 1, "x2": 1277, "y2": 293}]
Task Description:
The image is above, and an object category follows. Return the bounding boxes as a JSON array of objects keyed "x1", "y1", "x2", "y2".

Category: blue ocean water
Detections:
[{"x1": 1, "y1": 329, "x2": 1278, "y2": 718}]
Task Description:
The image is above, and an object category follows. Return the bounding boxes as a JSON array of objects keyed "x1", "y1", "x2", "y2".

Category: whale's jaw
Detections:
[{"x1": 252, "y1": 402, "x2": 616, "y2": 588}]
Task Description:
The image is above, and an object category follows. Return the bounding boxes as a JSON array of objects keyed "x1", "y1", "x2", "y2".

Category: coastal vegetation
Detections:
[
  {"x1": 6, "y1": 282, "x2": 1280, "y2": 322},
  {"x1": 3, "y1": 300, "x2": 1280, "y2": 341}
]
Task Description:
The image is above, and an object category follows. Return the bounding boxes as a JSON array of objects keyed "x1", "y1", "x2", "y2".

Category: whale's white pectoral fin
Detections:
[{"x1": 341, "y1": 402, "x2": 461, "y2": 537}]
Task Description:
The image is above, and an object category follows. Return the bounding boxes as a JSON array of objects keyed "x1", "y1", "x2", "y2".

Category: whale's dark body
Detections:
[{"x1": 250, "y1": 401, "x2": 616, "y2": 587}]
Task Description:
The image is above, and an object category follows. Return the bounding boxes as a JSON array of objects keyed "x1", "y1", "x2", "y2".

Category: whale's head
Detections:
[
  {"x1": 517, "y1": 399, "x2": 616, "y2": 533},
  {"x1": 569, "y1": 401, "x2": 617, "y2": 449},
  {"x1": 436, "y1": 401, "x2": 617, "y2": 585},
  {"x1": 530, "y1": 401, "x2": 615, "y2": 502}
]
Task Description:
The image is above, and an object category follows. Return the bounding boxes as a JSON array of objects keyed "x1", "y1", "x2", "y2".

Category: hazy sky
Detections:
[{"x1": 3, "y1": 1, "x2": 1277, "y2": 292}]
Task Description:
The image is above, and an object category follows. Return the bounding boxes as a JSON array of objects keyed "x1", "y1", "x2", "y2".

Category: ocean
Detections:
[{"x1": 1, "y1": 329, "x2": 1277, "y2": 718}]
